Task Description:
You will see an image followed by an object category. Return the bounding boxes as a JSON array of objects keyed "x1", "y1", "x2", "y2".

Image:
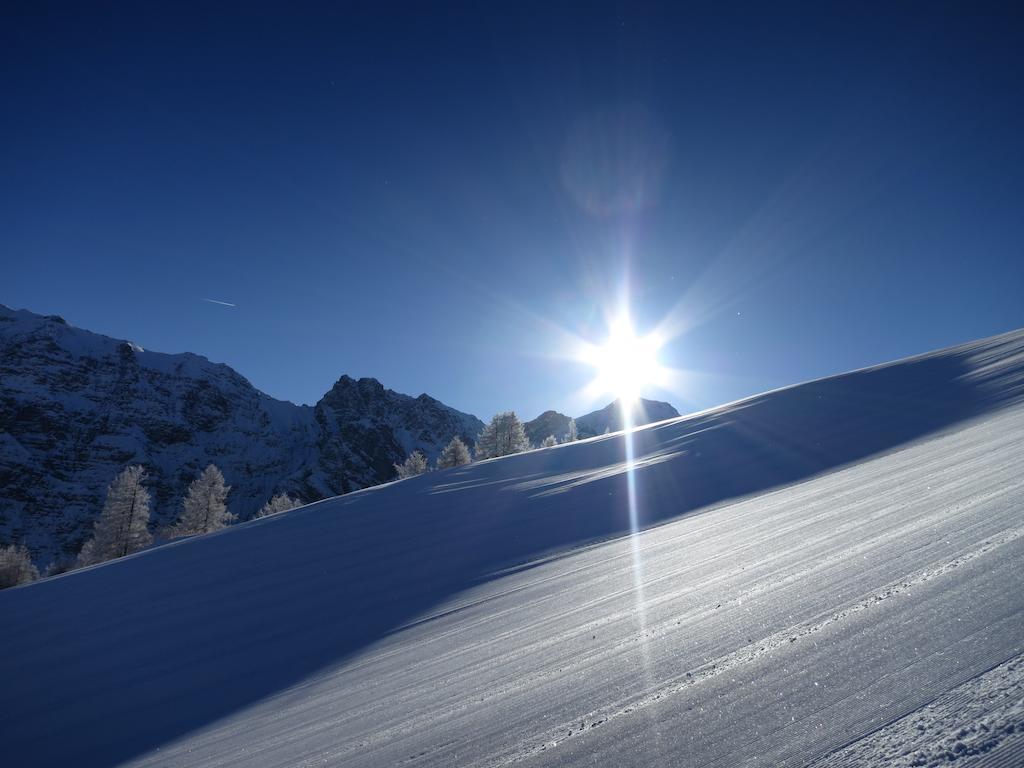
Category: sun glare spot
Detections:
[{"x1": 581, "y1": 315, "x2": 666, "y2": 404}]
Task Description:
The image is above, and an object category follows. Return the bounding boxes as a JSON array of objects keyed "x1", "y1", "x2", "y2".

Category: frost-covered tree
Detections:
[
  {"x1": 541, "y1": 435, "x2": 558, "y2": 448},
  {"x1": 394, "y1": 450, "x2": 428, "y2": 479},
  {"x1": 257, "y1": 493, "x2": 301, "y2": 518},
  {"x1": 0, "y1": 543, "x2": 39, "y2": 589},
  {"x1": 171, "y1": 464, "x2": 234, "y2": 537},
  {"x1": 566, "y1": 418, "x2": 578, "y2": 442},
  {"x1": 436, "y1": 436, "x2": 472, "y2": 469},
  {"x1": 78, "y1": 465, "x2": 153, "y2": 567},
  {"x1": 475, "y1": 411, "x2": 531, "y2": 459}
]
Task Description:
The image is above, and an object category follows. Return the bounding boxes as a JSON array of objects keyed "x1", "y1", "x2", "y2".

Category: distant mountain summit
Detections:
[
  {"x1": 523, "y1": 410, "x2": 573, "y2": 445},
  {"x1": 575, "y1": 398, "x2": 680, "y2": 437},
  {"x1": 523, "y1": 398, "x2": 680, "y2": 444},
  {"x1": 0, "y1": 304, "x2": 482, "y2": 565}
]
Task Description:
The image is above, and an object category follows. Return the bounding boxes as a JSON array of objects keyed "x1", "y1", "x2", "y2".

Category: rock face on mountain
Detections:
[
  {"x1": 574, "y1": 398, "x2": 680, "y2": 438},
  {"x1": 0, "y1": 305, "x2": 483, "y2": 566},
  {"x1": 313, "y1": 376, "x2": 483, "y2": 495}
]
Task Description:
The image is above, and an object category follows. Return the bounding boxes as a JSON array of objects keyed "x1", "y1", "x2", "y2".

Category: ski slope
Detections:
[{"x1": 3, "y1": 330, "x2": 1024, "y2": 767}]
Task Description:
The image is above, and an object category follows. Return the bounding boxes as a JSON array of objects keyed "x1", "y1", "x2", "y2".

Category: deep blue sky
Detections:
[{"x1": 3, "y1": 2, "x2": 1023, "y2": 420}]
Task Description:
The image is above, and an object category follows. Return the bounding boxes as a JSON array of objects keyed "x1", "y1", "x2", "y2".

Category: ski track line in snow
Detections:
[
  {"x1": 507, "y1": 604, "x2": 1024, "y2": 768},
  {"x1": 808, "y1": 652, "x2": 1024, "y2": 767},
  {"x1": 739, "y1": 607, "x2": 1023, "y2": 767},
  {"x1": 491, "y1": 524, "x2": 1024, "y2": 767},
  {"x1": 704, "y1": 617, "x2": 1024, "y2": 768}
]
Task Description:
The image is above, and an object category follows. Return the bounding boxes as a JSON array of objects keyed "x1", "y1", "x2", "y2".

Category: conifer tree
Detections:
[
  {"x1": 475, "y1": 411, "x2": 531, "y2": 459},
  {"x1": 78, "y1": 465, "x2": 153, "y2": 566},
  {"x1": 436, "y1": 436, "x2": 472, "y2": 469},
  {"x1": 541, "y1": 435, "x2": 558, "y2": 447},
  {"x1": 394, "y1": 450, "x2": 428, "y2": 479},
  {"x1": 257, "y1": 493, "x2": 301, "y2": 518},
  {"x1": 566, "y1": 418, "x2": 578, "y2": 442},
  {"x1": 172, "y1": 464, "x2": 234, "y2": 537}
]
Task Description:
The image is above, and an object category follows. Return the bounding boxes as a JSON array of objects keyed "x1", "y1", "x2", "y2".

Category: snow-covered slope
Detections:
[
  {"x1": 0, "y1": 305, "x2": 483, "y2": 565},
  {"x1": 2, "y1": 328, "x2": 1024, "y2": 767}
]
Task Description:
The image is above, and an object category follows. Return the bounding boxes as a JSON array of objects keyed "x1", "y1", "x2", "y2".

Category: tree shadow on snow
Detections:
[{"x1": 2, "y1": 331, "x2": 1023, "y2": 766}]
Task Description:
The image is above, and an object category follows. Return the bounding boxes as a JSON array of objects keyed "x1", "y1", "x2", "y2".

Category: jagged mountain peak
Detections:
[
  {"x1": 321, "y1": 375, "x2": 389, "y2": 406},
  {"x1": 330, "y1": 373, "x2": 384, "y2": 388},
  {"x1": 533, "y1": 409, "x2": 566, "y2": 419}
]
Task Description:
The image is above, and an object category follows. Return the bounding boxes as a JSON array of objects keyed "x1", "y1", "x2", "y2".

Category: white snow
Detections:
[{"x1": 2, "y1": 328, "x2": 1024, "y2": 767}]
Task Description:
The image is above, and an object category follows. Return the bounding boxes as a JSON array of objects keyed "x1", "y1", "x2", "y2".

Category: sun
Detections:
[{"x1": 580, "y1": 314, "x2": 666, "y2": 404}]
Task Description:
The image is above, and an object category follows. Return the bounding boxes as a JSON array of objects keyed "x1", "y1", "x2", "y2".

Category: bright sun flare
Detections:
[{"x1": 581, "y1": 315, "x2": 666, "y2": 404}]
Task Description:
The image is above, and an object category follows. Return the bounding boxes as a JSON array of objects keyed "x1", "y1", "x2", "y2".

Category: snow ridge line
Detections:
[
  {"x1": 807, "y1": 652, "x2": 1024, "y2": 767},
  {"x1": 496, "y1": 523, "x2": 1024, "y2": 767}
]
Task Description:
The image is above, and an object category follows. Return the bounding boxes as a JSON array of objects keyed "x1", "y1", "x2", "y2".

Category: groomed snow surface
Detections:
[{"x1": 3, "y1": 330, "x2": 1024, "y2": 767}]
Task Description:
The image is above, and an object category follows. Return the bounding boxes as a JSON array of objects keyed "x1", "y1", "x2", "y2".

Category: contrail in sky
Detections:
[{"x1": 201, "y1": 298, "x2": 236, "y2": 307}]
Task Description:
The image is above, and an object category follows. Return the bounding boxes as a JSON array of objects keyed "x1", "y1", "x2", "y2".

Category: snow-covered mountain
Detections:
[
  {"x1": 0, "y1": 305, "x2": 483, "y2": 565},
  {"x1": 523, "y1": 398, "x2": 680, "y2": 445},
  {"x1": 3, "y1": 327, "x2": 1023, "y2": 767}
]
